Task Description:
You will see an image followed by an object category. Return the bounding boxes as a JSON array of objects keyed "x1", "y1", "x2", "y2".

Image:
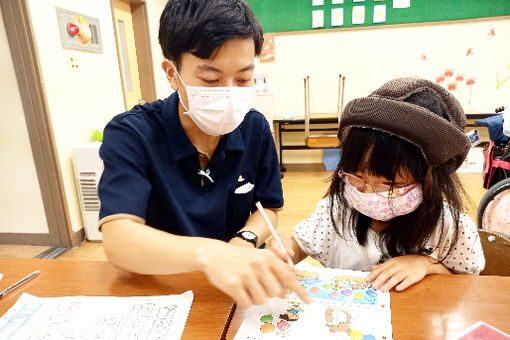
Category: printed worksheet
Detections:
[
  {"x1": 0, "y1": 291, "x2": 193, "y2": 340},
  {"x1": 234, "y1": 266, "x2": 392, "y2": 340}
]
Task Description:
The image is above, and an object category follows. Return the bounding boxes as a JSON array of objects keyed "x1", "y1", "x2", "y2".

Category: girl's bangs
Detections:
[{"x1": 339, "y1": 127, "x2": 426, "y2": 183}]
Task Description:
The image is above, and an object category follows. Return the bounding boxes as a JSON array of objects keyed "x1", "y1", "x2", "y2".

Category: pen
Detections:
[
  {"x1": 0, "y1": 270, "x2": 40, "y2": 298},
  {"x1": 255, "y1": 201, "x2": 294, "y2": 267}
]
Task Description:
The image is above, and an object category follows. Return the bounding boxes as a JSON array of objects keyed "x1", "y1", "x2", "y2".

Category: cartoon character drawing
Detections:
[
  {"x1": 325, "y1": 307, "x2": 351, "y2": 333},
  {"x1": 333, "y1": 276, "x2": 370, "y2": 291},
  {"x1": 296, "y1": 270, "x2": 321, "y2": 286},
  {"x1": 279, "y1": 301, "x2": 303, "y2": 322}
]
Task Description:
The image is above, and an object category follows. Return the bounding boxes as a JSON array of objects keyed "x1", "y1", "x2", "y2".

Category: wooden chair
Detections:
[
  {"x1": 303, "y1": 75, "x2": 344, "y2": 148},
  {"x1": 478, "y1": 229, "x2": 510, "y2": 276}
]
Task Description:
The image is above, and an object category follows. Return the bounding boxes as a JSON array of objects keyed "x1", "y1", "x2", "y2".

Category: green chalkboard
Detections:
[{"x1": 245, "y1": 0, "x2": 510, "y2": 33}]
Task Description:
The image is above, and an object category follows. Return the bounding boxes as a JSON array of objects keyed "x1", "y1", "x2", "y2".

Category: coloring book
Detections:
[{"x1": 234, "y1": 266, "x2": 392, "y2": 340}]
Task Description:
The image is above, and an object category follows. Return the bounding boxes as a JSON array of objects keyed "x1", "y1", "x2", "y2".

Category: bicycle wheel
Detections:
[{"x1": 477, "y1": 177, "x2": 510, "y2": 235}]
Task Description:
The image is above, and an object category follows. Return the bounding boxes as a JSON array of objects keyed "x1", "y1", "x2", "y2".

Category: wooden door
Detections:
[{"x1": 113, "y1": 0, "x2": 143, "y2": 110}]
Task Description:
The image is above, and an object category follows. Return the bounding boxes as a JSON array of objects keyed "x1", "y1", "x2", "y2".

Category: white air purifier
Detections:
[{"x1": 72, "y1": 142, "x2": 103, "y2": 241}]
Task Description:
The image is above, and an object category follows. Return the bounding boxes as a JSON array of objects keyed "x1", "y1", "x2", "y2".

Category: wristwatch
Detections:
[{"x1": 233, "y1": 230, "x2": 258, "y2": 247}]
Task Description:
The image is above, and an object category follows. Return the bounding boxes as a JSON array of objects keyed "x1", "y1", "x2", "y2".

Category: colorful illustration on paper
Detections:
[
  {"x1": 295, "y1": 270, "x2": 378, "y2": 305},
  {"x1": 234, "y1": 267, "x2": 392, "y2": 340}
]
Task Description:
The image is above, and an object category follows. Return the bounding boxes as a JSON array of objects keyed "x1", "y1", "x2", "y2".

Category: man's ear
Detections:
[{"x1": 162, "y1": 59, "x2": 179, "y2": 91}]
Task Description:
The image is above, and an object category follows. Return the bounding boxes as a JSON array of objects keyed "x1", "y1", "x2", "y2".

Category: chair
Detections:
[
  {"x1": 478, "y1": 229, "x2": 510, "y2": 276},
  {"x1": 303, "y1": 75, "x2": 344, "y2": 148}
]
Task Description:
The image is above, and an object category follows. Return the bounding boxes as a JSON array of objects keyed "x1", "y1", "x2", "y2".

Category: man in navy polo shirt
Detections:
[{"x1": 98, "y1": 0, "x2": 310, "y2": 308}]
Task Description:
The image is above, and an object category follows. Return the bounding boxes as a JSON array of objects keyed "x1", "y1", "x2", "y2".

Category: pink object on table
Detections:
[{"x1": 455, "y1": 321, "x2": 510, "y2": 340}]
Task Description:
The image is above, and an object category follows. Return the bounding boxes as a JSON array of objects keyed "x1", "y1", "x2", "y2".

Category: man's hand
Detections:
[
  {"x1": 195, "y1": 242, "x2": 311, "y2": 308},
  {"x1": 267, "y1": 235, "x2": 307, "y2": 265},
  {"x1": 267, "y1": 235, "x2": 295, "y2": 261},
  {"x1": 366, "y1": 255, "x2": 449, "y2": 292}
]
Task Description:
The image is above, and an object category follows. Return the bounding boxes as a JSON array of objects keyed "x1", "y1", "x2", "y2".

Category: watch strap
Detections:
[{"x1": 233, "y1": 231, "x2": 258, "y2": 247}]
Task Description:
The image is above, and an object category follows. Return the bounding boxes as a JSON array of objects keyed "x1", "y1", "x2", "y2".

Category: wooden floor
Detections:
[
  {"x1": 0, "y1": 245, "x2": 49, "y2": 259},
  {"x1": 0, "y1": 170, "x2": 486, "y2": 261}
]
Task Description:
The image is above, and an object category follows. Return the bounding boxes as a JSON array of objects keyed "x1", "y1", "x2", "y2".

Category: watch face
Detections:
[{"x1": 241, "y1": 231, "x2": 256, "y2": 240}]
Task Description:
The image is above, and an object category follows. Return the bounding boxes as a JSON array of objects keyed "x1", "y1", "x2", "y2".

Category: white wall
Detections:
[
  {"x1": 27, "y1": 0, "x2": 125, "y2": 232},
  {"x1": 0, "y1": 7, "x2": 49, "y2": 234},
  {"x1": 146, "y1": 0, "x2": 173, "y2": 100},
  {"x1": 255, "y1": 17, "x2": 510, "y2": 163}
]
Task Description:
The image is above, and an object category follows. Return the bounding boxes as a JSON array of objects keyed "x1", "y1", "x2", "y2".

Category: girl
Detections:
[{"x1": 270, "y1": 77, "x2": 485, "y2": 292}]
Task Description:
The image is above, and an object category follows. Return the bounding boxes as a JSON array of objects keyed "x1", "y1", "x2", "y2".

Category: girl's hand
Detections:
[
  {"x1": 366, "y1": 255, "x2": 441, "y2": 292},
  {"x1": 266, "y1": 235, "x2": 296, "y2": 263}
]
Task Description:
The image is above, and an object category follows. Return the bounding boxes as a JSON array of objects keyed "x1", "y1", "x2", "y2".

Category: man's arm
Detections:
[
  {"x1": 229, "y1": 208, "x2": 278, "y2": 247},
  {"x1": 103, "y1": 219, "x2": 218, "y2": 274},
  {"x1": 102, "y1": 219, "x2": 311, "y2": 307}
]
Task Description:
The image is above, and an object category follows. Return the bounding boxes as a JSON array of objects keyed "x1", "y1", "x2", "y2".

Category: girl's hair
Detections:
[{"x1": 327, "y1": 90, "x2": 466, "y2": 259}]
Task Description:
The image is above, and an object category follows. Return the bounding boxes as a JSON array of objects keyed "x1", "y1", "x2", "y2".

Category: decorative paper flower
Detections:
[
  {"x1": 455, "y1": 74, "x2": 465, "y2": 82},
  {"x1": 444, "y1": 69, "x2": 454, "y2": 77},
  {"x1": 466, "y1": 78, "x2": 475, "y2": 86},
  {"x1": 447, "y1": 83, "x2": 457, "y2": 91},
  {"x1": 435, "y1": 75, "x2": 445, "y2": 84}
]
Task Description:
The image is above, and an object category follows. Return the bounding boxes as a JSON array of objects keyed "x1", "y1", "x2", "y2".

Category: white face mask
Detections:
[{"x1": 172, "y1": 64, "x2": 255, "y2": 136}]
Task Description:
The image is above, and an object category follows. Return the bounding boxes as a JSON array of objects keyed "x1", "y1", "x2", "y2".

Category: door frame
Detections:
[
  {"x1": 110, "y1": 0, "x2": 157, "y2": 107},
  {"x1": 0, "y1": 0, "x2": 78, "y2": 247}
]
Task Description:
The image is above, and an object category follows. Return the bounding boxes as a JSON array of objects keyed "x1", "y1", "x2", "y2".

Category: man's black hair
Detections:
[{"x1": 158, "y1": 0, "x2": 264, "y2": 69}]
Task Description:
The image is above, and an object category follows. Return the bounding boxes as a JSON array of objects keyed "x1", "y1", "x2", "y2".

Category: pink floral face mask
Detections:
[{"x1": 343, "y1": 177, "x2": 423, "y2": 221}]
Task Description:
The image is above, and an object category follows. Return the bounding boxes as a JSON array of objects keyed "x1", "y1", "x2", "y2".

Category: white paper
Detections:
[
  {"x1": 312, "y1": 0, "x2": 324, "y2": 6},
  {"x1": 457, "y1": 146, "x2": 484, "y2": 173},
  {"x1": 393, "y1": 0, "x2": 410, "y2": 9},
  {"x1": 331, "y1": 8, "x2": 344, "y2": 26},
  {"x1": 352, "y1": 6, "x2": 365, "y2": 25},
  {"x1": 353, "y1": 0, "x2": 365, "y2": 2},
  {"x1": 234, "y1": 267, "x2": 392, "y2": 340},
  {"x1": 312, "y1": 10, "x2": 324, "y2": 28},
  {"x1": 373, "y1": 5, "x2": 386, "y2": 23},
  {"x1": 0, "y1": 291, "x2": 193, "y2": 340},
  {"x1": 332, "y1": 0, "x2": 344, "y2": 4}
]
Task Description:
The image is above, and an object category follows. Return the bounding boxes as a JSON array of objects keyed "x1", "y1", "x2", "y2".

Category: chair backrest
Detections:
[
  {"x1": 478, "y1": 229, "x2": 510, "y2": 276},
  {"x1": 303, "y1": 75, "x2": 344, "y2": 148}
]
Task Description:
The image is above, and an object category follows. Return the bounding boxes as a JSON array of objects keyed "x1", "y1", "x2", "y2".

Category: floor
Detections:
[{"x1": 0, "y1": 170, "x2": 486, "y2": 261}]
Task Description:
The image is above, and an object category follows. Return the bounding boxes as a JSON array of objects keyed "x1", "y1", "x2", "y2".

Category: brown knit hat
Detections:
[{"x1": 339, "y1": 77, "x2": 471, "y2": 169}]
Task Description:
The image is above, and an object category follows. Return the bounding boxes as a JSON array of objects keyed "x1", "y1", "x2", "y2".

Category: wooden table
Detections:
[
  {"x1": 0, "y1": 258, "x2": 233, "y2": 339},
  {"x1": 226, "y1": 274, "x2": 510, "y2": 339}
]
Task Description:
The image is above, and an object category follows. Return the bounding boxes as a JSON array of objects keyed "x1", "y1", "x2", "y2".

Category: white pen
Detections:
[
  {"x1": 0, "y1": 270, "x2": 40, "y2": 298},
  {"x1": 255, "y1": 201, "x2": 294, "y2": 267}
]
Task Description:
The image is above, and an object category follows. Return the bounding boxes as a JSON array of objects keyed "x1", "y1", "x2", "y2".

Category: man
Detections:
[{"x1": 98, "y1": 0, "x2": 310, "y2": 307}]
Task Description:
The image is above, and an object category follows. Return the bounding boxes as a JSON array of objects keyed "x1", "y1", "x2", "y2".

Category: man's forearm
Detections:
[{"x1": 102, "y1": 219, "x2": 224, "y2": 275}]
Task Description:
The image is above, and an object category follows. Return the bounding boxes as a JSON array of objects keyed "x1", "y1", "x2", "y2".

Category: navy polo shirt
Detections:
[{"x1": 98, "y1": 91, "x2": 283, "y2": 241}]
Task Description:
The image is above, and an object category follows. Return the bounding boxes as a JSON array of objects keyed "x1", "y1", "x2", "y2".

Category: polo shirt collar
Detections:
[
  {"x1": 162, "y1": 92, "x2": 245, "y2": 161},
  {"x1": 223, "y1": 126, "x2": 245, "y2": 152}
]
